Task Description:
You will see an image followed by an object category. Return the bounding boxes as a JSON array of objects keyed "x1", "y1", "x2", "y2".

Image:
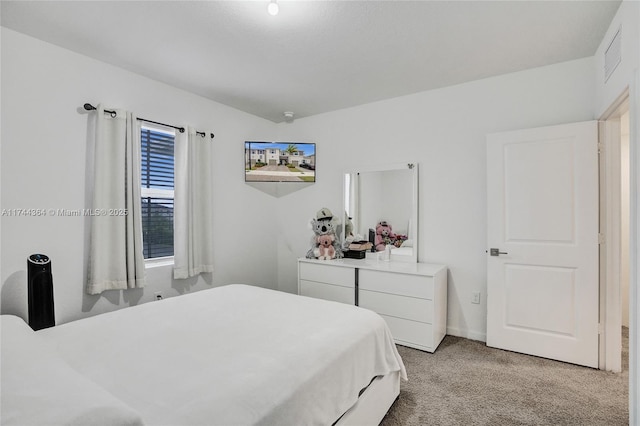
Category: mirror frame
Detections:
[{"x1": 343, "y1": 162, "x2": 418, "y2": 263}]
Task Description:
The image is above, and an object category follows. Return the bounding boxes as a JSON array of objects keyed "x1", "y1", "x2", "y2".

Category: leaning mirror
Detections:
[{"x1": 343, "y1": 163, "x2": 418, "y2": 263}]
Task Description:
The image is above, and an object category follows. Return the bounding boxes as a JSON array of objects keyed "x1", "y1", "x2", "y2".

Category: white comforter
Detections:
[
  {"x1": 37, "y1": 284, "x2": 406, "y2": 425},
  {"x1": 1, "y1": 315, "x2": 144, "y2": 426}
]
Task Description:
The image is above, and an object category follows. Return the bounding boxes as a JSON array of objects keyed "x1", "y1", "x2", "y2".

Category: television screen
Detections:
[{"x1": 245, "y1": 141, "x2": 316, "y2": 183}]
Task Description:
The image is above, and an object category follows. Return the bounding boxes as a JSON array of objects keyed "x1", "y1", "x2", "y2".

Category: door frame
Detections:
[
  {"x1": 598, "y1": 90, "x2": 629, "y2": 372},
  {"x1": 630, "y1": 70, "x2": 639, "y2": 426}
]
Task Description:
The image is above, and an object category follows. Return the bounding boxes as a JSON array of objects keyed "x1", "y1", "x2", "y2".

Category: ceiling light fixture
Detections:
[{"x1": 267, "y1": 0, "x2": 279, "y2": 16}]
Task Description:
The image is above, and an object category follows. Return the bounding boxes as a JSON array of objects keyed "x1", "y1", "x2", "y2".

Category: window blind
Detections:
[
  {"x1": 141, "y1": 129, "x2": 174, "y2": 190},
  {"x1": 141, "y1": 197, "x2": 174, "y2": 258},
  {"x1": 140, "y1": 128, "x2": 175, "y2": 259}
]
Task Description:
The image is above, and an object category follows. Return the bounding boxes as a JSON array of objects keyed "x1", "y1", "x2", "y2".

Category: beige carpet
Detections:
[{"x1": 381, "y1": 328, "x2": 628, "y2": 425}]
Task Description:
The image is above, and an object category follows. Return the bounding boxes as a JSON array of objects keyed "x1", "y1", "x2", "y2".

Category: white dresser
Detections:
[{"x1": 298, "y1": 258, "x2": 447, "y2": 352}]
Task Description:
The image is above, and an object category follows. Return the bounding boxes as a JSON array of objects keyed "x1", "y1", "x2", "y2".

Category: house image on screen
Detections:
[{"x1": 245, "y1": 143, "x2": 314, "y2": 168}]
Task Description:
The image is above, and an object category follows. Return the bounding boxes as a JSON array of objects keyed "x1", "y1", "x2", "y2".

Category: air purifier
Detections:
[{"x1": 27, "y1": 254, "x2": 55, "y2": 330}]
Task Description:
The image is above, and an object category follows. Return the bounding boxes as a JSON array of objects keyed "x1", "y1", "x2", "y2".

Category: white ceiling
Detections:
[{"x1": 1, "y1": 1, "x2": 621, "y2": 123}]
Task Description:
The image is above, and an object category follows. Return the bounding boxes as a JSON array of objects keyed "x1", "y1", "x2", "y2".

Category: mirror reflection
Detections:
[{"x1": 343, "y1": 163, "x2": 418, "y2": 262}]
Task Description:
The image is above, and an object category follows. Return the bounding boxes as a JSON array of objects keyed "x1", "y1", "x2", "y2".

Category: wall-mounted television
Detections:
[{"x1": 245, "y1": 141, "x2": 316, "y2": 183}]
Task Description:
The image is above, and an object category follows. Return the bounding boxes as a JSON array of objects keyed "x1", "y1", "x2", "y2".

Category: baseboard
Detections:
[{"x1": 446, "y1": 326, "x2": 486, "y2": 342}]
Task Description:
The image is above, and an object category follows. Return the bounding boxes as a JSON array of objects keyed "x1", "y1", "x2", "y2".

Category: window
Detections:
[{"x1": 140, "y1": 126, "x2": 175, "y2": 259}]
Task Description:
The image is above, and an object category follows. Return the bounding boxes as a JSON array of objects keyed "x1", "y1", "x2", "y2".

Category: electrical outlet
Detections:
[
  {"x1": 472, "y1": 292, "x2": 481, "y2": 304},
  {"x1": 154, "y1": 292, "x2": 163, "y2": 301}
]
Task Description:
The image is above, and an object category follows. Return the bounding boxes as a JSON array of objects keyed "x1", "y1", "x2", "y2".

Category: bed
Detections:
[{"x1": 1, "y1": 284, "x2": 406, "y2": 425}]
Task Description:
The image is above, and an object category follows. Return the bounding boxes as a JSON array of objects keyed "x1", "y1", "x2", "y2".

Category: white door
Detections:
[{"x1": 486, "y1": 121, "x2": 599, "y2": 368}]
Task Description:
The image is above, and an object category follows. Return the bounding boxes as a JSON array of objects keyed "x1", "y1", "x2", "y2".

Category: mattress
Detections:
[{"x1": 31, "y1": 284, "x2": 406, "y2": 425}]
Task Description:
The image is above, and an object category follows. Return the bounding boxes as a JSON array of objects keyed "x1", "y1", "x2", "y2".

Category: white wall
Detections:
[
  {"x1": 274, "y1": 57, "x2": 596, "y2": 341},
  {"x1": 0, "y1": 28, "x2": 279, "y2": 325},
  {"x1": 593, "y1": 0, "x2": 639, "y2": 117}
]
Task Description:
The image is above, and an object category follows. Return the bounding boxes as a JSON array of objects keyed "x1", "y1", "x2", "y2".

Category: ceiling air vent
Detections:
[{"x1": 604, "y1": 26, "x2": 621, "y2": 82}]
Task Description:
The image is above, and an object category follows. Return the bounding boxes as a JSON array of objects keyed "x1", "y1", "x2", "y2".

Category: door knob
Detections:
[{"x1": 489, "y1": 248, "x2": 508, "y2": 256}]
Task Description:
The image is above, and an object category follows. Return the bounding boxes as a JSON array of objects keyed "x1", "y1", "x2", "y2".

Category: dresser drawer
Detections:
[
  {"x1": 359, "y1": 269, "x2": 433, "y2": 299},
  {"x1": 299, "y1": 280, "x2": 355, "y2": 304},
  {"x1": 299, "y1": 262, "x2": 355, "y2": 288},
  {"x1": 359, "y1": 290, "x2": 433, "y2": 323},
  {"x1": 380, "y1": 314, "x2": 434, "y2": 350}
]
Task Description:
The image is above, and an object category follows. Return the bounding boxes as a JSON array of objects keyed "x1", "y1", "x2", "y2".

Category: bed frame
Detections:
[{"x1": 337, "y1": 371, "x2": 401, "y2": 425}]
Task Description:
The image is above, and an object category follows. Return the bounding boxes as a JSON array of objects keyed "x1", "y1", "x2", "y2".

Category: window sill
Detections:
[{"x1": 145, "y1": 256, "x2": 174, "y2": 269}]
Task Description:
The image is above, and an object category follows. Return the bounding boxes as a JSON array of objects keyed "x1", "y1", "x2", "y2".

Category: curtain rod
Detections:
[{"x1": 83, "y1": 103, "x2": 214, "y2": 138}]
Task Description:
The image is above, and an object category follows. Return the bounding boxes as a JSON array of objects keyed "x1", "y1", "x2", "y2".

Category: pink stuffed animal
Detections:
[
  {"x1": 315, "y1": 234, "x2": 336, "y2": 260},
  {"x1": 375, "y1": 221, "x2": 396, "y2": 251}
]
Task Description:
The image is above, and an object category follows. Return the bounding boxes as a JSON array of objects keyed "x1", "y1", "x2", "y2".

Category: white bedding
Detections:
[
  {"x1": 36, "y1": 284, "x2": 406, "y2": 425},
  {"x1": 0, "y1": 315, "x2": 144, "y2": 426}
]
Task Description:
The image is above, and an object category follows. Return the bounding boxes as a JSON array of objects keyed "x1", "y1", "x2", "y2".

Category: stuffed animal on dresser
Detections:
[
  {"x1": 305, "y1": 207, "x2": 344, "y2": 259},
  {"x1": 314, "y1": 234, "x2": 336, "y2": 260},
  {"x1": 375, "y1": 221, "x2": 397, "y2": 251}
]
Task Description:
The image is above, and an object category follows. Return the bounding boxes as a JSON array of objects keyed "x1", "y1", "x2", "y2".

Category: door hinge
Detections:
[
  {"x1": 598, "y1": 142, "x2": 604, "y2": 154},
  {"x1": 598, "y1": 323, "x2": 604, "y2": 335},
  {"x1": 598, "y1": 233, "x2": 606, "y2": 244}
]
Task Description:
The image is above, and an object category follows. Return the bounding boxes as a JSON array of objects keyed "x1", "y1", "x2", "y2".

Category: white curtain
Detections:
[
  {"x1": 173, "y1": 127, "x2": 214, "y2": 279},
  {"x1": 86, "y1": 105, "x2": 146, "y2": 295}
]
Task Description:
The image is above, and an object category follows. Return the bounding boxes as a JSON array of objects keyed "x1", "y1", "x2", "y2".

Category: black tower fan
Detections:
[{"x1": 27, "y1": 254, "x2": 55, "y2": 330}]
